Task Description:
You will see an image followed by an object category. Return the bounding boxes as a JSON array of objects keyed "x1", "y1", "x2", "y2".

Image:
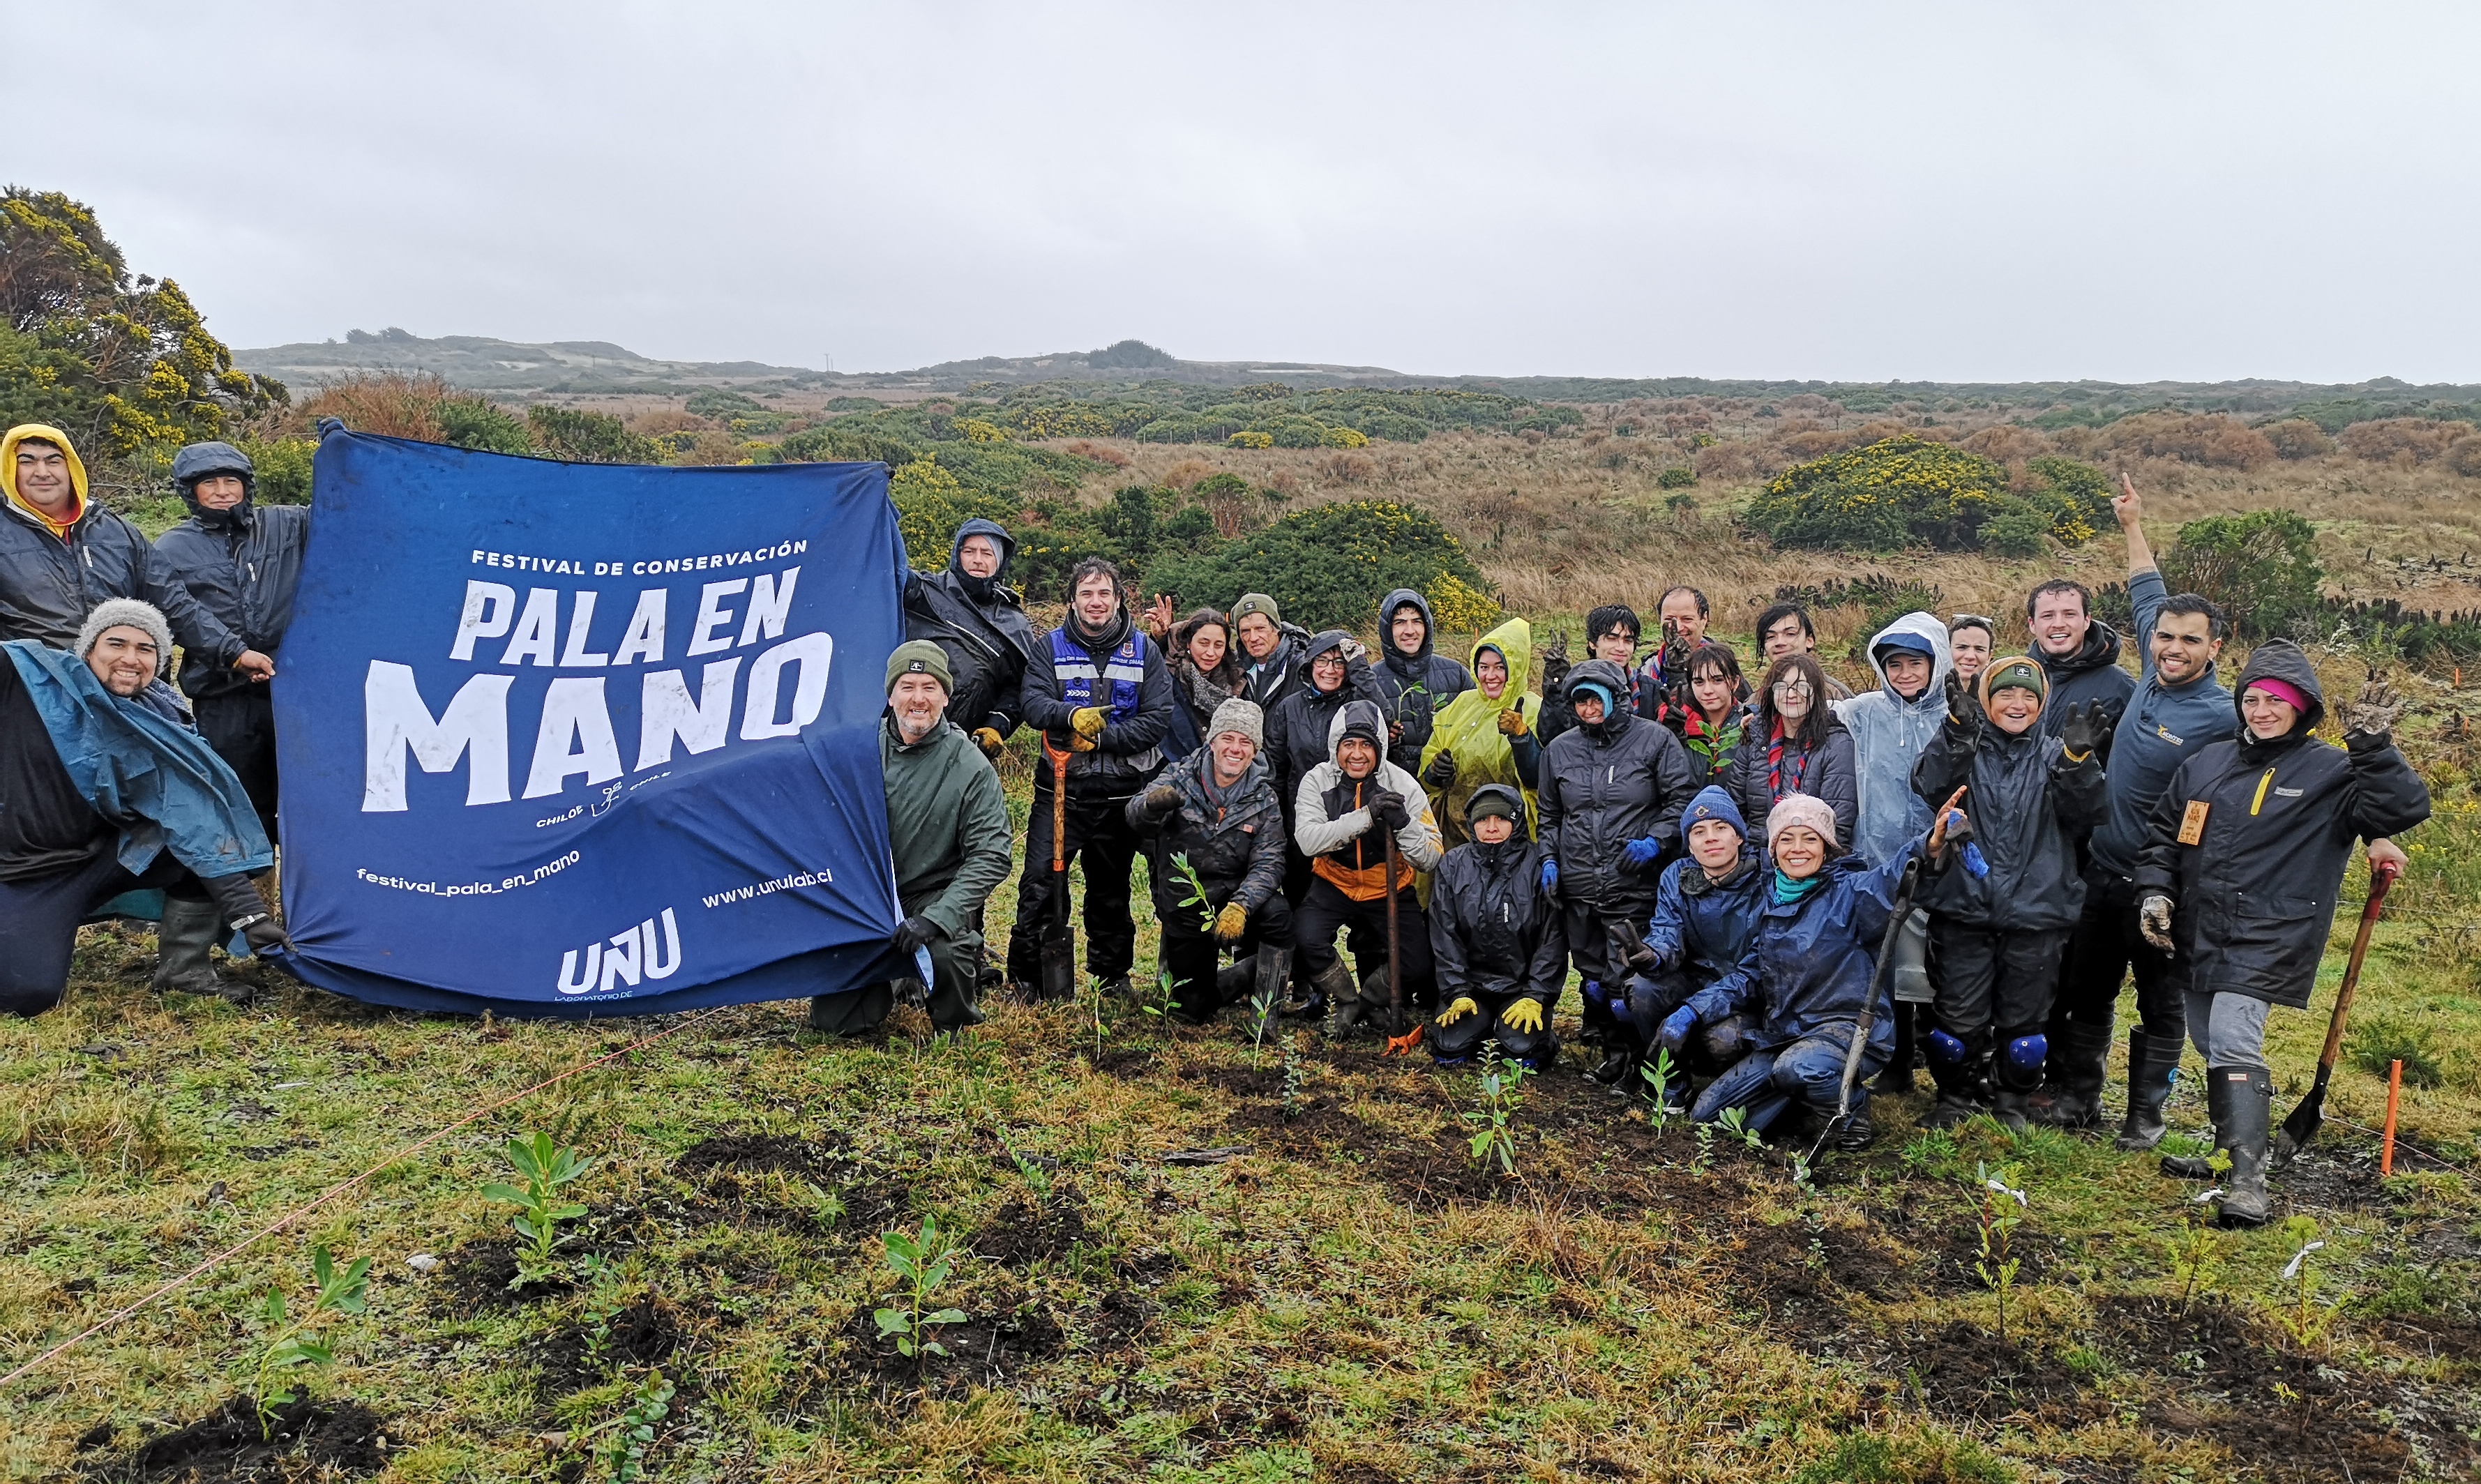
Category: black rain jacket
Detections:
[
  {"x1": 1368, "y1": 588, "x2": 1472, "y2": 775},
  {"x1": 1535, "y1": 660, "x2": 1700, "y2": 910},
  {"x1": 151, "y1": 477, "x2": 312, "y2": 701},
  {"x1": 1429, "y1": 835, "x2": 1569, "y2": 1004},
  {"x1": 0, "y1": 502, "x2": 243, "y2": 669},
  {"x1": 902, "y1": 518, "x2": 1038, "y2": 738},
  {"x1": 1127, "y1": 745, "x2": 1288, "y2": 917},
  {"x1": 1911, "y1": 716, "x2": 2106, "y2": 932}
]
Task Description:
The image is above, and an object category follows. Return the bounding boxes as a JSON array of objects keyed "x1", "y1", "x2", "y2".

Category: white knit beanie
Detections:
[
  {"x1": 1765, "y1": 792, "x2": 1839, "y2": 851},
  {"x1": 77, "y1": 598, "x2": 174, "y2": 665}
]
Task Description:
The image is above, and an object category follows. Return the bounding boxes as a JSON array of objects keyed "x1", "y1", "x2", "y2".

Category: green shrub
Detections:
[
  {"x1": 889, "y1": 459, "x2": 1018, "y2": 573},
  {"x1": 436, "y1": 395, "x2": 533, "y2": 455},
  {"x1": 685, "y1": 388, "x2": 764, "y2": 419},
  {"x1": 1657, "y1": 465, "x2": 1696, "y2": 488},
  {"x1": 1749, "y1": 437, "x2": 2113, "y2": 554},
  {"x1": 2160, "y1": 509, "x2": 2324, "y2": 642},
  {"x1": 778, "y1": 424, "x2": 922, "y2": 466},
  {"x1": 1774, "y1": 574, "x2": 1948, "y2": 662},
  {"x1": 235, "y1": 436, "x2": 317, "y2": 505},
  {"x1": 525, "y1": 405, "x2": 663, "y2": 464},
  {"x1": 1983, "y1": 499, "x2": 2053, "y2": 559},
  {"x1": 1145, "y1": 499, "x2": 1496, "y2": 633},
  {"x1": 2351, "y1": 1014, "x2": 2444, "y2": 1089}
]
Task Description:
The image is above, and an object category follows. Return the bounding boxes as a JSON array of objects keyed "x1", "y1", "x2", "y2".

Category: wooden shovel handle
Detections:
[{"x1": 2317, "y1": 861, "x2": 2399, "y2": 1069}]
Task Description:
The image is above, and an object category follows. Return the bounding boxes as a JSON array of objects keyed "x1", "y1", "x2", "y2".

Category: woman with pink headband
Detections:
[{"x1": 2134, "y1": 639, "x2": 2427, "y2": 1229}]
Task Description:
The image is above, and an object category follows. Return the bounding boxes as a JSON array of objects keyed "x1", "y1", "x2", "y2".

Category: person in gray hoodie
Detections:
[{"x1": 2034, "y1": 477, "x2": 2241, "y2": 1138}]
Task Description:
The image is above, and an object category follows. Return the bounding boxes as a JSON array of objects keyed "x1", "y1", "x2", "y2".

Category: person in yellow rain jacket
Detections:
[{"x1": 1417, "y1": 616, "x2": 1544, "y2": 851}]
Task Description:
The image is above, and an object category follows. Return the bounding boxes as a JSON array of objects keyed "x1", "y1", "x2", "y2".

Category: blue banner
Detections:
[{"x1": 269, "y1": 430, "x2": 910, "y2": 1017}]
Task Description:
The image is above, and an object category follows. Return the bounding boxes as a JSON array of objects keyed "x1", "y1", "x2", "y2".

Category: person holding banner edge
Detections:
[{"x1": 809, "y1": 641, "x2": 1011, "y2": 1036}]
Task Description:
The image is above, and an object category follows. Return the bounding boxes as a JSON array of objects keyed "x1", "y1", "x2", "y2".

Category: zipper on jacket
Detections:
[{"x1": 2249, "y1": 767, "x2": 2275, "y2": 816}]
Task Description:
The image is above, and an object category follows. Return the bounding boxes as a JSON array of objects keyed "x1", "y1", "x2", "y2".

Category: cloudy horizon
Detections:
[{"x1": 14, "y1": 2, "x2": 2480, "y2": 385}]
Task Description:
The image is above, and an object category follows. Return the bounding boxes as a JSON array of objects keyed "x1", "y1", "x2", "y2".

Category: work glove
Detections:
[
  {"x1": 1943, "y1": 670, "x2": 1982, "y2": 738},
  {"x1": 971, "y1": 727, "x2": 1005, "y2": 758},
  {"x1": 1214, "y1": 902, "x2": 1249, "y2": 943},
  {"x1": 2058, "y1": 699, "x2": 2103, "y2": 761},
  {"x1": 2343, "y1": 676, "x2": 2406, "y2": 741},
  {"x1": 1438, "y1": 996, "x2": 1479, "y2": 1027},
  {"x1": 2139, "y1": 893, "x2": 2176, "y2": 954},
  {"x1": 893, "y1": 915, "x2": 940, "y2": 953},
  {"x1": 1539, "y1": 858, "x2": 1560, "y2": 898},
  {"x1": 1497, "y1": 709, "x2": 1528, "y2": 737},
  {"x1": 1539, "y1": 629, "x2": 1570, "y2": 690},
  {"x1": 1371, "y1": 790, "x2": 1411, "y2": 831},
  {"x1": 204, "y1": 873, "x2": 292, "y2": 953},
  {"x1": 1134, "y1": 783, "x2": 1181, "y2": 824},
  {"x1": 1070, "y1": 706, "x2": 1108, "y2": 741},
  {"x1": 1622, "y1": 836, "x2": 1664, "y2": 868},
  {"x1": 1503, "y1": 997, "x2": 1545, "y2": 1035},
  {"x1": 1338, "y1": 637, "x2": 1371, "y2": 665},
  {"x1": 1658, "y1": 1006, "x2": 1699, "y2": 1054},
  {"x1": 1424, "y1": 750, "x2": 1457, "y2": 789}
]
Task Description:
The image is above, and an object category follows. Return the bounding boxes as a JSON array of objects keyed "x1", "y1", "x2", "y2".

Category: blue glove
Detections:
[
  {"x1": 1539, "y1": 858, "x2": 1560, "y2": 895},
  {"x1": 1659, "y1": 1006, "x2": 1699, "y2": 1054},
  {"x1": 1622, "y1": 836, "x2": 1663, "y2": 868}
]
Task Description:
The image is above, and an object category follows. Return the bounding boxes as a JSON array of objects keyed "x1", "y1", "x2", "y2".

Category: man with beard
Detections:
[
  {"x1": 902, "y1": 518, "x2": 1038, "y2": 758},
  {"x1": 810, "y1": 642, "x2": 1012, "y2": 1036},
  {"x1": 1005, "y1": 558, "x2": 1172, "y2": 1001},
  {"x1": 1368, "y1": 588, "x2": 1472, "y2": 776}
]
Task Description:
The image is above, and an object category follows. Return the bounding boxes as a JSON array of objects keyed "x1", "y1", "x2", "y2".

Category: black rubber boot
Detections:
[
  {"x1": 2213, "y1": 1065, "x2": 2273, "y2": 1228},
  {"x1": 1924, "y1": 1031, "x2": 1991, "y2": 1130},
  {"x1": 2032, "y1": 1020, "x2": 2113, "y2": 1130},
  {"x1": 2116, "y1": 1029, "x2": 2184, "y2": 1151},
  {"x1": 1873, "y1": 1008, "x2": 1919, "y2": 1095},
  {"x1": 153, "y1": 898, "x2": 250, "y2": 1003},
  {"x1": 1587, "y1": 1047, "x2": 1636, "y2": 1086}
]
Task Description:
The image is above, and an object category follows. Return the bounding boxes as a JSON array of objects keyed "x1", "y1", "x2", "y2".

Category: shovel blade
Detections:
[{"x1": 2271, "y1": 1064, "x2": 2332, "y2": 1171}]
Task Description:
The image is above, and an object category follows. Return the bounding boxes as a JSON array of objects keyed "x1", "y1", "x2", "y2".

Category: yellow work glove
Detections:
[
  {"x1": 1438, "y1": 996, "x2": 1479, "y2": 1027},
  {"x1": 1214, "y1": 902, "x2": 1249, "y2": 942},
  {"x1": 1503, "y1": 997, "x2": 1544, "y2": 1035},
  {"x1": 1497, "y1": 709, "x2": 1527, "y2": 736},
  {"x1": 971, "y1": 727, "x2": 1004, "y2": 757},
  {"x1": 1070, "y1": 706, "x2": 1108, "y2": 740}
]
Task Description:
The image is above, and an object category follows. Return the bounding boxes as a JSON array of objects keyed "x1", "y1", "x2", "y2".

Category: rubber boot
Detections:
[
  {"x1": 1311, "y1": 959, "x2": 1359, "y2": 1032},
  {"x1": 2031, "y1": 1020, "x2": 2113, "y2": 1130},
  {"x1": 1873, "y1": 1008, "x2": 1918, "y2": 1095},
  {"x1": 1216, "y1": 954, "x2": 1256, "y2": 1010},
  {"x1": 153, "y1": 898, "x2": 250, "y2": 1003},
  {"x1": 2212, "y1": 1066, "x2": 2273, "y2": 1228},
  {"x1": 1923, "y1": 1029, "x2": 1991, "y2": 1130},
  {"x1": 1587, "y1": 1047, "x2": 1636, "y2": 1086},
  {"x1": 2115, "y1": 1030, "x2": 2183, "y2": 1151}
]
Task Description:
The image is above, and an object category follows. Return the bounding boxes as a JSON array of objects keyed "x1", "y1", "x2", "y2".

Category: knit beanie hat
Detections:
[
  {"x1": 1207, "y1": 697, "x2": 1265, "y2": 750},
  {"x1": 77, "y1": 598, "x2": 173, "y2": 664},
  {"x1": 885, "y1": 639, "x2": 953, "y2": 695},
  {"x1": 1765, "y1": 792, "x2": 1839, "y2": 851},
  {"x1": 1682, "y1": 785, "x2": 1749, "y2": 842},
  {"x1": 1231, "y1": 593, "x2": 1281, "y2": 628},
  {"x1": 1979, "y1": 656, "x2": 2047, "y2": 706},
  {"x1": 1466, "y1": 783, "x2": 1523, "y2": 824},
  {"x1": 2242, "y1": 675, "x2": 2312, "y2": 715}
]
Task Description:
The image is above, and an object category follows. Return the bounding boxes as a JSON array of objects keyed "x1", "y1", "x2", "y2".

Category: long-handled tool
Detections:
[
  {"x1": 1834, "y1": 856, "x2": 1922, "y2": 1125},
  {"x1": 1381, "y1": 825, "x2": 1423, "y2": 1054},
  {"x1": 1037, "y1": 744, "x2": 1077, "y2": 1001},
  {"x1": 2272, "y1": 858, "x2": 2401, "y2": 1169}
]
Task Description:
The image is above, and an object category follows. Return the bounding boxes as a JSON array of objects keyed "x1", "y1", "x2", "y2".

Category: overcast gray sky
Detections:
[{"x1": 14, "y1": 3, "x2": 2479, "y2": 384}]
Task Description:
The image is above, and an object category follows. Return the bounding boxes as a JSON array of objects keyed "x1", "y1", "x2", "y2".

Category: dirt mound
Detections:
[
  {"x1": 973, "y1": 1188, "x2": 1089, "y2": 1269},
  {"x1": 532, "y1": 1297, "x2": 685, "y2": 1396},
  {"x1": 87, "y1": 1397, "x2": 389, "y2": 1483}
]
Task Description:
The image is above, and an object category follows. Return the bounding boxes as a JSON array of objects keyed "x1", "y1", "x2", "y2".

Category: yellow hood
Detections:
[
  {"x1": 1420, "y1": 615, "x2": 1541, "y2": 845},
  {"x1": 2, "y1": 424, "x2": 89, "y2": 537}
]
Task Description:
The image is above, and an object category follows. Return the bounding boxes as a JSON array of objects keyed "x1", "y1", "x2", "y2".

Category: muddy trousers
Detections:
[
  {"x1": 1005, "y1": 785, "x2": 1143, "y2": 986},
  {"x1": 1293, "y1": 879, "x2": 1435, "y2": 1013},
  {"x1": 1430, "y1": 986, "x2": 1557, "y2": 1065},
  {"x1": 1928, "y1": 921, "x2": 2069, "y2": 1096},
  {"x1": 1, "y1": 849, "x2": 192, "y2": 1016},
  {"x1": 1561, "y1": 900, "x2": 1650, "y2": 1043},
  {"x1": 1691, "y1": 1024, "x2": 1881, "y2": 1131},
  {"x1": 1157, "y1": 895, "x2": 1292, "y2": 1023},
  {"x1": 810, "y1": 927, "x2": 982, "y2": 1036},
  {"x1": 195, "y1": 686, "x2": 280, "y2": 843},
  {"x1": 1621, "y1": 970, "x2": 1757, "y2": 1075}
]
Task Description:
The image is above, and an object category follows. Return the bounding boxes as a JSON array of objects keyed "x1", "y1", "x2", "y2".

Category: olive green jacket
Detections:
[{"x1": 882, "y1": 715, "x2": 1012, "y2": 941}]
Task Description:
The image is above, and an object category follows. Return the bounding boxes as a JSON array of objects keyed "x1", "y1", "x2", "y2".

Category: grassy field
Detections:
[{"x1": 6, "y1": 662, "x2": 2481, "y2": 1483}]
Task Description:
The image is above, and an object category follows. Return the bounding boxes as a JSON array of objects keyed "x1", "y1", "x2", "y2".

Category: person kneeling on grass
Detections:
[
  {"x1": 2, "y1": 600, "x2": 287, "y2": 1016},
  {"x1": 1292, "y1": 699, "x2": 1443, "y2": 1032},
  {"x1": 808, "y1": 642, "x2": 1012, "y2": 1037},
  {"x1": 1663, "y1": 791, "x2": 1963, "y2": 1151},
  {"x1": 1611, "y1": 786, "x2": 1767, "y2": 1105},
  {"x1": 1126, "y1": 697, "x2": 1290, "y2": 1023},
  {"x1": 1426, "y1": 784, "x2": 1567, "y2": 1067}
]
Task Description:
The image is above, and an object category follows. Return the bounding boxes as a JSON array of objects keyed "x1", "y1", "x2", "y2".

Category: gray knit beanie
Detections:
[
  {"x1": 77, "y1": 598, "x2": 173, "y2": 664},
  {"x1": 1206, "y1": 697, "x2": 1265, "y2": 751}
]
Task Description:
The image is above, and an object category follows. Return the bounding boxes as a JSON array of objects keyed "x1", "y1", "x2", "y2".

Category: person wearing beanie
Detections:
[
  {"x1": 1425, "y1": 782, "x2": 1566, "y2": 1067},
  {"x1": 1417, "y1": 616, "x2": 1544, "y2": 849},
  {"x1": 1230, "y1": 592, "x2": 1315, "y2": 714},
  {"x1": 2138, "y1": 639, "x2": 2427, "y2": 1229},
  {"x1": 1, "y1": 425, "x2": 269, "y2": 692},
  {"x1": 1005, "y1": 556, "x2": 1173, "y2": 1003},
  {"x1": 809, "y1": 638, "x2": 1011, "y2": 1036},
  {"x1": 1126, "y1": 695, "x2": 1291, "y2": 1022},
  {"x1": 1536, "y1": 602, "x2": 1643, "y2": 747},
  {"x1": 1290, "y1": 697, "x2": 1444, "y2": 1033},
  {"x1": 1262, "y1": 626, "x2": 1381, "y2": 1009},
  {"x1": 1904, "y1": 652, "x2": 2109, "y2": 1130},
  {"x1": 901, "y1": 517, "x2": 1038, "y2": 759},
  {"x1": 1663, "y1": 789, "x2": 1968, "y2": 1151},
  {"x1": 1608, "y1": 784, "x2": 1767, "y2": 1103},
  {"x1": 1536, "y1": 657, "x2": 1700, "y2": 1061},
  {"x1": 150, "y1": 441, "x2": 312, "y2": 842},
  {"x1": 3, "y1": 602, "x2": 285, "y2": 1015}
]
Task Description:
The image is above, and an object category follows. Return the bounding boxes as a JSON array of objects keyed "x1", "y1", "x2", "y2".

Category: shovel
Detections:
[
  {"x1": 1381, "y1": 824, "x2": 1425, "y2": 1054},
  {"x1": 1037, "y1": 743, "x2": 1077, "y2": 1001},
  {"x1": 1834, "y1": 856, "x2": 1922, "y2": 1123},
  {"x1": 2273, "y1": 858, "x2": 2400, "y2": 1169}
]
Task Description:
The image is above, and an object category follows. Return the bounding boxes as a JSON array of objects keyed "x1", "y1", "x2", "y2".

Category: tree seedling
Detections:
[
  {"x1": 874, "y1": 1215, "x2": 967, "y2": 1376},
  {"x1": 1717, "y1": 1105, "x2": 1766, "y2": 1152},
  {"x1": 2171, "y1": 1186, "x2": 2225, "y2": 1315},
  {"x1": 594, "y1": 1370, "x2": 674, "y2": 1482},
  {"x1": 1169, "y1": 852, "x2": 1217, "y2": 932},
  {"x1": 1462, "y1": 1044, "x2": 1527, "y2": 1177},
  {"x1": 1140, "y1": 969, "x2": 1178, "y2": 1021},
  {"x1": 1279, "y1": 1029, "x2": 1306, "y2": 1121},
  {"x1": 249, "y1": 1246, "x2": 371, "y2": 1440},
  {"x1": 1692, "y1": 1117, "x2": 1717, "y2": 1174},
  {"x1": 1249, "y1": 978, "x2": 1279, "y2": 1067},
  {"x1": 2269, "y1": 1216, "x2": 2337, "y2": 1352},
  {"x1": 578, "y1": 1254, "x2": 626, "y2": 1369},
  {"x1": 484, "y1": 1131, "x2": 596, "y2": 1289},
  {"x1": 1975, "y1": 1161, "x2": 2026, "y2": 1345},
  {"x1": 1638, "y1": 1046, "x2": 1679, "y2": 1133}
]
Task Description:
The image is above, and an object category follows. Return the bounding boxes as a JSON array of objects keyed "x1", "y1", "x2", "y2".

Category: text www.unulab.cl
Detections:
[
  {"x1": 356, "y1": 852, "x2": 582, "y2": 898},
  {"x1": 700, "y1": 868, "x2": 834, "y2": 908}
]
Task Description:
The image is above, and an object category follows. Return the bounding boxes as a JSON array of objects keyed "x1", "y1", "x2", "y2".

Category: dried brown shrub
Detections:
[
  {"x1": 1159, "y1": 459, "x2": 1216, "y2": 490},
  {"x1": 1959, "y1": 425, "x2": 2051, "y2": 464},
  {"x1": 674, "y1": 430, "x2": 747, "y2": 466},
  {"x1": 1694, "y1": 441, "x2": 1760, "y2": 483},
  {"x1": 1069, "y1": 439, "x2": 1133, "y2": 469},
  {"x1": 2259, "y1": 418, "x2": 2335, "y2": 460},
  {"x1": 1315, "y1": 451, "x2": 1375, "y2": 485},
  {"x1": 1774, "y1": 428, "x2": 1859, "y2": 462},
  {"x1": 2102, "y1": 412, "x2": 2275, "y2": 469},
  {"x1": 2340, "y1": 418, "x2": 2466, "y2": 464},
  {"x1": 292, "y1": 371, "x2": 451, "y2": 441},
  {"x1": 629, "y1": 409, "x2": 705, "y2": 436},
  {"x1": 2446, "y1": 434, "x2": 2481, "y2": 479}
]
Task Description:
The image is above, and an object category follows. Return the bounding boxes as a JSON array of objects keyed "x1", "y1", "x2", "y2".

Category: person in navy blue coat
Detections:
[{"x1": 1601, "y1": 785, "x2": 1766, "y2": 1103}]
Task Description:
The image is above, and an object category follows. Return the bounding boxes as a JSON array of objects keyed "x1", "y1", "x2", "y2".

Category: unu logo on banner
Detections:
[{"x1": 269, "y1": 430, "x2": 910, "y2": 1017}]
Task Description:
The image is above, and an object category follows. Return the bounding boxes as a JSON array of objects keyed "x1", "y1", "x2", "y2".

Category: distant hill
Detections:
[{"x1": 234, "y1": 331, "x2": 2481, "y2": 421}]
